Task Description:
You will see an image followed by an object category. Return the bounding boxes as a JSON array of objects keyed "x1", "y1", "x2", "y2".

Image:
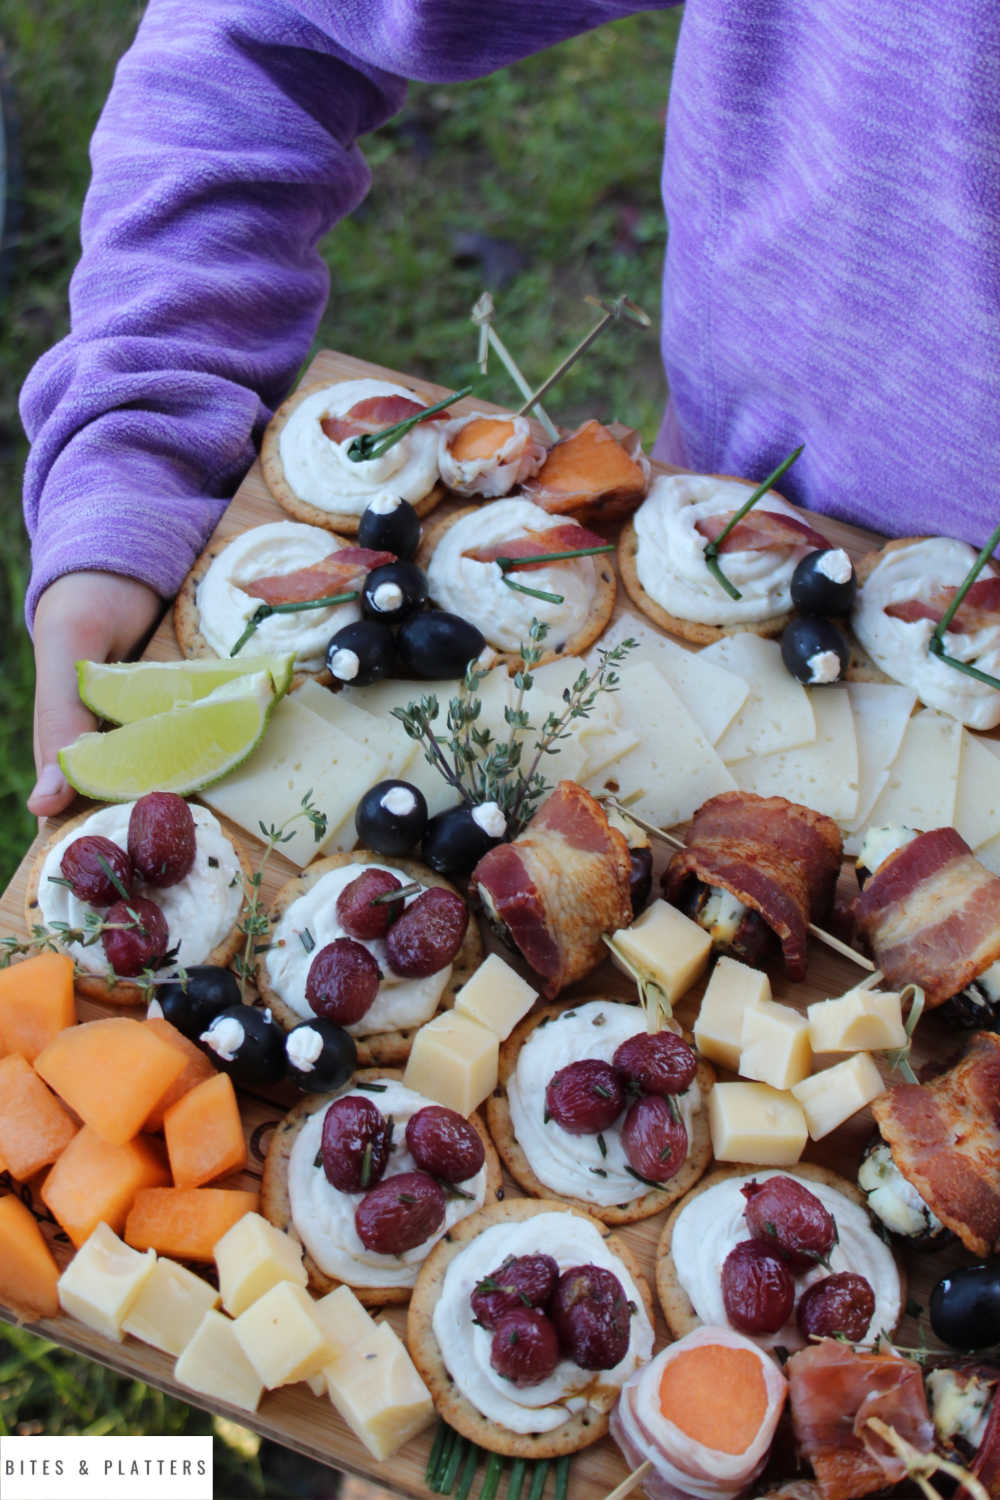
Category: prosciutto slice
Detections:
[
  {"x1": 472, "y1": 780, "x2": 632, "y2": 997},
  {"x1": 694, "y1": 509, "x2": 830, "y2": 554},
  {"x1": 853, "y1": 827, "x2": 1000, "y2": 1007},
  {"x1": 883, "y1": 574, "x2": 1000, "y2": 634},
  {"x1": 662, "y1": 792, "x2": 843, "y2": 980},
  {"x1": 242, "y1": 547, "x2": 394, "y2": 604},
  {"x1": 319, "y1": 394, "x2": 448, "y2": 444},
  {"x1": 460, "y1": 522, "x2": 608, "y2": 572},
  {"x1": 522, "y1": 419, "x2": 650, "y2": 524}
]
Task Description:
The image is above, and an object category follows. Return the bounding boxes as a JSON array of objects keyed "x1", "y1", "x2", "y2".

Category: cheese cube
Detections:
[
  {"x1": 807, "y1": 988, "x2": 907, "y2": 1054},
  {"x1": 609, "y1": 900, "x2": 712, "y2": 1004},
  {"x1": 121, "y1": 1257, "x2": 220, "y2": 1356},
  {"x1": 57, "y1": 1223, "x2": 157, "y2": 1341},
  {"x1": 453, "y1": 954, "x2": 537, "y2": 1040},
  {"x1": 214, "y1": 1210, "x2": 307, "y2": 1316},
  {"x1": 324, "y1": 1321, "x2": 434, "y2": 1461},
  {"x1": 791, "y1": 1053, "x2": 886, "y2": 1140},
  {"x1": 233, "y1": 1280, "x2": 331, "y2": 1388},
  {"x1": 709, "y1": 1081, "x2": 808, "y2": 1165},
  {"x1": 403, "y1": 1011, "x2": 498, "y2": 1116},
  {"x1": 309, "y1": 1285, "x2": 378, "y2": 1395},
  {"x1": 694, "y1": 957, "x2": 771, "y2": 1070},
  {"x1": 739, "y1": 999, "x2": 812, "y2": 1090},
  {"x1": 175, "y1": 1309, "x2": 263, "y2": 1413}
]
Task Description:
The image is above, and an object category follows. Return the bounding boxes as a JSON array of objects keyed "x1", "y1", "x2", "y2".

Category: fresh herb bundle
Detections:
[{"x1": 425, "y1": 1422, "x2": 570, "y2": 1499}]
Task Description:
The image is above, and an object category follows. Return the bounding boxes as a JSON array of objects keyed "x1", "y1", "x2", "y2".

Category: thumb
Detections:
[{"x1": 30, "y1": 624, "x2": 96, "y2": 818}]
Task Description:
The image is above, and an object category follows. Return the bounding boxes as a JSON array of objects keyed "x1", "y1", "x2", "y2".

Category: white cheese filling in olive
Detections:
[
  {"x1": 697, "y1": 887, "x2": 748, "y2": 945},
  {"x1": 806, "y1": 649, "x2": 843, "y2": 684},
  {"x1": 817, "y1": 548, "x2": 853, "y2": 584},
  {"x1": 855, "y1": 824, "x2": 919, "y2": 883},
  {"x1": 286, "y1": 1025, "x2": 325, "y2": 1071},
  {"x1": 858, "y1": 1142, "x2": 944, "y2": 1240}
]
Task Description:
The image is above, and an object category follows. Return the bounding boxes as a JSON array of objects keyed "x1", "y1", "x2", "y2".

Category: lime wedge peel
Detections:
[{"x1": 77, "y1": 653, "x2": 295, "y2": 724}]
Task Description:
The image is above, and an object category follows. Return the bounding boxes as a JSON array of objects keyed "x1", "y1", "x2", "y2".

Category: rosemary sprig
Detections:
[
  {"x1": 702, "y1": 444, "x2": 804, "y2": 600},
  {"x1": 927, "y1": 516, "x2": 1000, "y2": 692},
  {"x1": 230, "y1": 591, "x2": 358, "y2": 657},
  {"x1": 234, "y1": 790, "x2": 328, "y2": 998},
  {"x1": 347, "y1": 385, "x2": 474, "y2": 462}
]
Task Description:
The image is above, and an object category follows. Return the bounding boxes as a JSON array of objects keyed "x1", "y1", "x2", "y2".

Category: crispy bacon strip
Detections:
[
  {"x1": 662, "y1": 792, "x2": 842, "y2": 980},
  {"x1": 460, "y1": 522, "x2": 608, "y2": 572},
  {"x1": 883, "y1": 575, "x2": 1000, "y2": 634},
  {"x1": 319, "y1": 394, "x2": 449, "y2": 444},
  {"x1": 695, "y1": 509, "x2": 830, "y2": 553},
  {"x1": 242, "y1": 547, "x2": 394, "y2": 604},
  {"x1": 853, "y1": 828, "x2": 1000, "y2": 1007},
  {"x1": 472, "y1": 781, "x2": 632, "y2": 997},
  {"x1": 523, "y1": 419, "x2": 650, "y2": 524}
]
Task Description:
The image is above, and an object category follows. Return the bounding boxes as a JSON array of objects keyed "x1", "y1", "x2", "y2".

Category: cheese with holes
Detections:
[
  {"x1": 709, "y1": 1081, "x2": 808, "y2": 1165},
  {"x1": 694, "y1": 957, "x2": 771, "y2": 1070},
  {"x1": 956, "y1": 728, "x2": 1000, "y2": 850},
  {"x1": 807, "y1": 987, "x2": 907, "y2": 1054},
  {"x1": 843, "y1": 682, "x2": 917, "y2": 838},
  {"x1": 121, "y1": 1257, "x2": 220, "y2": 1355},
  {"x1": 791, "y1": 1053, "x2": 886, "y2": 1140},
  {"x1": 307, "y1": 1284, "x2": 378, "y2": 1396},
  {"x1": 214, "y1": 1211, "x2": 307, "y2": 1316},
  {"x1": 233, "y1": 1279, "x2": 331, "y2": 1388},
  {"x1": 739, "y1": 999, "x2": 813, "y2": 1090},
  {"x1": 402, "y1": 1011, "x2": 498, "y2": 1116},
  {"x1": 609, "y1": 899, "x2": 712, "y2": 1004},
  {"x1": 862, "y1": 708, "x2": 961, "y2": 833},
  {"x1": 700, "y1": 636, "x2": 815, "y2": 762},
  {"x1": 175, "y1": 1309, "x2": 263, "y2": 1412},
  {"x1": 731, "y1": 685, "x2": 860, "y2": 824},
  {"x1": 293, "y1": 677, "x2": 417, "y2": 779},
  {"x1": 57, "y1": 1223, "x2": 157, "y2": 1341},
  {"x1": 323, "y1": 1321, "x2": 434, "y2": 1460},
  {"x1": 453, "y1": 953, "x2": 537, "y2": 1039}
]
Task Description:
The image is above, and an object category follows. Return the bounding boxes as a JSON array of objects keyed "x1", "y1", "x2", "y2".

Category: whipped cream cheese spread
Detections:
[
  {"x1": 670, "y1": 1170, "x2": 901, "y2": 1350},
  {"x1": 265, "y1": 863, "x2": 452, "y2": 1036},
  {"x1": 507, "y1": 1001, "x2": 701, "y2": 1207},
  {"x1": 851, "y1": 538, "x2": 1000, "y2": 729},
  {"x1": 432, "y1": 1211, "x2": 654, "y2": 1433},
  {"x1": 633, "y1": 475, "x2": 811, "y2": 625},
  {"x1": 437, "y1": 411, "x2": 544, "y2": 499},
  {"x1": 287, "y1": 1079, "x2": 487, "y2": 1287},
  {"x1": 39, "y1": 804, "x2": 242, "y2": 977},
  {"x1": 426, "y1": 498, "x2": 597, "y2": 651},
  {"x1": 195, "y1": 520, "x2": 360, "y2": 670},
  {"x1": 278, "y1": 378, "x2": 440, "y2": 516}
]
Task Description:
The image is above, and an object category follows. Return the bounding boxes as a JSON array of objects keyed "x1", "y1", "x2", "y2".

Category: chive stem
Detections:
[
  {"x1": 431, "y1": 1427, "x2": 458, "y2": 1492},
  {"x1": 426, "y1": 1422, "x2": 449, "y2": 1489},
  {"x1": 480, "y1": 1454, "x2": 505, "y2": 1500},
  {"x1": 702, "y1": 444, "x2": 804, "y2": 600},
  {"x1": 370, "y1": 880, "x2": 422, "y2": 905},
  {"x1": 502, "y1": 576, "x2": 565, "y2": 605},
  {"x1": 928, "y1": 517, "x2": 1000, "y2": 692},
  {"x1": 496, "y1": 545, "x2": 614, "y2": 572},
  {"x1": 441, "y1": 1434, "x2": 468, "y2": 1494},
  {"x1": 229, "y1": 590, "x2": 358, "y2": 656},
  {"x1": 508, "y1": 1458, "x2": 527, "y2": 1500},
  {"x1": 526, "y1": 1458, "x2": 551, "y2": 1500},
  {"x1": 347, "y1": 385, "x2": 474, "y2": 462},
  {"x1": 455, "y1": 1441, "x2": 481, "y2": 1500},
  {"x1": 554, "y1": 1456, "x2": 571, "y2": 1500}
]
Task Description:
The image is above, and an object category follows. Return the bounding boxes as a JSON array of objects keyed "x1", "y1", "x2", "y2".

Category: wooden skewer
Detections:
[{"x1": 601, "y1": 1459, "x2": 652, "y2": 1500}]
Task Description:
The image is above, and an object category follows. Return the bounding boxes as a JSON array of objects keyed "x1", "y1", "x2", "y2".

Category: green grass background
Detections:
[{"x1": 0, "y1": 2, "x2": 681, "y2": 1491}]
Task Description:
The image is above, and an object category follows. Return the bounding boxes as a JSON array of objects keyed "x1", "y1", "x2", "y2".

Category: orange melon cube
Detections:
[
  {"x1": 41, "y1": 1128, "x2": 170, "y2": 1248},
  {"x1": 125, "y1": 1187, "x2": 259, "y2": 1262},
  {"x1": 0, "y1": 1193, "x2": 60, "y2": 1320},
  {"x1": 164, "y1": 1074, "x2": 246, "y2": 1188},
  {"x1": 0, "y1": 953, "x2": 76, "y2": 1064},
  {"x1": 35, "y1": 1017, "x2": 187, "y2": 1145},
  {"x1": 0, "y1": 1055, "x2": 78, "y2": 1181},
  {"x1": 143, "y1": 1018, "x2": 217, "y2": 1132}
]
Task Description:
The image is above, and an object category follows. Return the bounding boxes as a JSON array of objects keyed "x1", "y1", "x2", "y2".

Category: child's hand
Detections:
[{"x1": 29, "y1": 573, "x2": 163, "y2": 817}]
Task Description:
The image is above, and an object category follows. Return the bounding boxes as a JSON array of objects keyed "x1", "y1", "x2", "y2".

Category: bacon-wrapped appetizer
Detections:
[
  {"x1": 662, "y1": 791, "x2": 843, "y2": 980},
  {"x1": 927, "y1": 1362, "x2": 1000, "y2": 1498},
  {"x1": 436, "y1": 411, "x2": 546, "y2": 499}
]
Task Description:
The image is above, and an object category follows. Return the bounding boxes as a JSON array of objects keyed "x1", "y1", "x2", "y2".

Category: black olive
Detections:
[
  {"x1": 361, "y1": 562, "x2": 428, "y2": 625},
  {"x1": 155, "y1": 965, "x2": 242, "y2": 1039},
  {"x1": 355, "y1": 779, "x2": 429, "y2": 856},
  {"x1": 780, "y1": 616, "x2": 850, "y2": 685},
  {"x1": 930, "y1": 1262, "x2": 1000, "y2": 1349},
  {"x1": 422, "y1": 802, "x2": 505, "y2": 877},
  {"x1": 790, "y1": 548, "x2": 858, "y2": 615},
  {"x1": 285, "y1": 1020, "x2": 358, "y2": 1093},
  {"x1": 199, "y1": 1004, "x2": 286, "y2": 1087},
  {"x1": 358, "y1": 496, "x2": 422, "y2": 560},
  {"x1": 326, "y1": 619, "x2": 396, "y2": 686},
  {"x1": 396, "y1": 610, "x2": 486, "y2": 680},
  {"x1": 628, "y1": 847, "x2": 653, "y2": 916}
]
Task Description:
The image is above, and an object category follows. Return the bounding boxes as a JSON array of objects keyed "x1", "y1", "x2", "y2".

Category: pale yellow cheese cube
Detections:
[
  {"x1": 453, "y1": 953, "x2": 537, "y2": 1040},
  {"x1": 324, "y1": 1321, "x2": 434, "y2": 1461},
  {"x1": 121, "y1": 1256, "x2": 219, "y2": 1356},
  {"x1": 791, "y1": 1053, "x2": 886, "y2": 1140},
  {"x1": 709, "y1": 1081, "x2": 808, "y2": 1165},
  {"x1": 402, "y1": 1011, "x2": 498, "y2": 1116},
  {"x1": 214, "y1": 1210, "x2": 307, "y2": 1316},
  {"x1": 232, "y1": 1280, "x2": 331, "y2": 1388},
  {"x1": 175, "y1": 1309, "x2": 263, "y2": 1413},
  {"x1": 57, "y1": 1223, "x2": 157, "y2": 1342},
  {"x1": 308, "y1": 1285, "x2": 378, "y2": 1396},
  {"x1": 739, "y1": 999, "x2": 812, "y2": 1090},
  {"x1": 609, "y1": 899, "x2": 712, "y2": 1003},
  {"x1": 694, "y1": 957, "x2": 771, "y2": 1070},
  {"x1": 807, "y1": 987, "x2": 907, "y2": 1054}
]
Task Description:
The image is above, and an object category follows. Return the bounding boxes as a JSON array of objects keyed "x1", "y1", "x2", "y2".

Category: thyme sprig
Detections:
[
  {"x1": 0, "y1": 914, "x2": 186, "y2": 1007},
  {"x1": 703, "y1": 444, "x2": 804, "y2": 600},
  {"x1": 234, "y1": 790, "x2": 328, "y2": 998},
  {"x1": 927, "y1": 516, "x2": 1000, "y2": 692},
  {"x1": 346, "y1": 384, "x2": 474, "y2": 462},
  {"x1": 230, "y1": 591, "x2": 358, "y2": 657}
]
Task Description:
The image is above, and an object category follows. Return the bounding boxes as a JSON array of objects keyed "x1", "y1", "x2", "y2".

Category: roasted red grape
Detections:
[
  {"x1": 545, "y1": 1060, "x2": 625, "y2": 1135},
  {"x1": 101, "y1": 897, "x2": 170, "y2": 976},
  {"x1": 306, "y1": 939, "x2": 380, "y2": 1025},
  {"x1": 721, "y1": 1239, "x2": 795, "y2": 1335},
  {"x1": 354, "y1": 1171, "x2": 445, "y2": 1254},
  {"x1": 620, "y1": 1095, "x2": 688, "y2": 1182},
  {"x1": 490, "y1": 1308, "x2": 560, "y2": 1387},
  {"x1": 612, "y1": 1031, "x2": 697, "y2": 1096},
  {"x1": 742, "y1": 1176, "x2": 837, "y2": 1270},
  {"x1": 384, "y1": 887, "x2": 468, "y2": 977},
  {"x1": 127, "y1": 793, "x2": 196, "y2": 888},
  {"x1": 796, "y1": 1273, "x2": 875, "y2": 1343},
  {"x1": 336, "y1": 868, "x2": 404, "y2": 941},
  {"x1": 551, "y1": 1264, "x2": 631, "y2": 1370},
  {"x1": 405, "y1": 1106, "x2": 484, "y2": 1182},
  {"x1": 320, "y1": 1095, "x2": 391, "y2": 1192},
  {"x1": 60, "y1": 835, "x2": 134, "y2": 907},
  {"x1": 470, "y1": 1254, "x2": 560, "y2": 1331}
]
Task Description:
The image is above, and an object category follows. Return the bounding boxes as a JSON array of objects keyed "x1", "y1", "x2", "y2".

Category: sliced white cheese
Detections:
[
  {"x1": 975, "y1": 830, "x2": 1000, "y2": 875},
  {"x1": 844, "y1": 682, "x2": 917, "y2": 834},
  {"x1": 530, "y1": 657, "x2": 620, "y2": 733},
  {"x1": 955, "y1": 729, "x2": 1000, "y2": 850},
  {"x1": 861, "y1": 708, "x2": 961, "y2": 834},
  {"x1": 577, "y1": 725, "x2": 641, "y2": 779},
  {"x1": 730, "y1": 684, "x2": 859, "y2": 824},
  {"x1": 293, "y1": 677, "x2": 417, "y2": 780},
  {"x1": 699, "y1": 636, "x2": 815, "y2": 763},
  {"x1": 623, "y1": 631, "x2": 749, "y2": 744}
]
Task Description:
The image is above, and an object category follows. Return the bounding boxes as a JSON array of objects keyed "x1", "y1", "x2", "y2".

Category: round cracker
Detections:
[
  {"x1": 417, "y1": 506, "x2": 617, "y2": 669},
  {"x1": 406, "y1": 1196, "x2": 655, "y2": 1458},
  {"x1": 655, "y1": 1161, "x2": 906, "y2": 1340},
  {"x1": 25, "y1": 805, "x2": 251, "y2": 1008},
  {"x1": 260, "y1": 1068, "x2": 502, "y2": 1306},
  {"x1": 257, "y1": 851, "x2": 483, "y2": 1065},
  {"x1": 261, "y1": 381, "x2": 445, "y2": 535},
  {"x1": 486, "y1": 1000, "x2": 715, "y2": 1225}
]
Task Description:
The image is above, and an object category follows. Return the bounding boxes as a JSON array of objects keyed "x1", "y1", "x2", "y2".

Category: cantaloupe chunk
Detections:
[
  {"x1": 449, "y1": 416, "x2": 515, "y2": 462},
  {"x1": 0, "y1": 1193, "x2": 60, "y2": 1320},
  {"x1": 164, "y1": 1074, "x2": 246, "y2": 1188},
  {"x1": 659, "y1": 1344, "x2": 769, "y2": 1455},
  {"x1": 41, "y1": 1128, "x2": 170, "y2": 1248},
  {"x1": 35, "y1": 1017, "x2": 187, "y2": 1145},
  {"x1": 0, "y1": 1054, "x2": 78, "y2": 1181},
  {"x1": 529, "y1": 419, "x2": 647, "y2": 518},
  {"x1": 125, "y1": 1187, "x2": 259, "y2": 1261},
  {"x1": 0, "y1": 953, "x2": 76, "y2": 1064},
  {"x1": 143, "y1": 1018, "x2": 217, "y2": 1133}
]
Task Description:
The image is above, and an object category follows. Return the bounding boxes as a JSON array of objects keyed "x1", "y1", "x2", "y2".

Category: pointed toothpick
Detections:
[
  {"x1": 516, "y1": 294, "x2": 651, "y2": 420},
  {"x1": 470, "y1": 293, "x2": 559, "y2": 441},
  {"x1": 601, "y1": 1460, "x2": 653, "y2": 1500}
]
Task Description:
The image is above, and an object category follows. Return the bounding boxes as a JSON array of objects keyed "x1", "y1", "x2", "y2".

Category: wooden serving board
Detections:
[{"x1": 0, "y1": 351, "x2": 977, "y2": 1498}]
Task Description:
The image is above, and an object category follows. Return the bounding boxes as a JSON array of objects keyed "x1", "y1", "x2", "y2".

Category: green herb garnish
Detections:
[
  {"x1": 347, "y1": 385, "x2": 474, "y2": 462},
  {"x1": 702, "y1": 444, "x2": 804, "y2": 599},
  {"x1": 230, "y1": 590, "x2": 358, "y2": 657},
  {"x1": 928, "y1": 517, "x2": 1000, "y2": 691}
]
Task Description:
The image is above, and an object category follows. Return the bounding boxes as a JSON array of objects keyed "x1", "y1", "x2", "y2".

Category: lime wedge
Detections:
[
  {"x1": 59, "y1": 673, "x2": 277, "y2": 799},
  {"x1": 77, "y1": 653, "x2": 295, "y2": 724}
]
